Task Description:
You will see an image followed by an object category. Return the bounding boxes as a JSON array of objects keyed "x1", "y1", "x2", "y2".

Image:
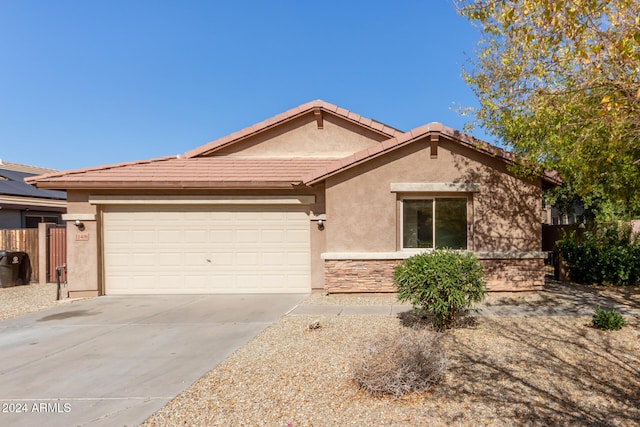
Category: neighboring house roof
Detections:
[
  {"x1": 184, "y1": 99, "x2": 402, "y2": 158},
  {"x1": 0, "y1": 168, "x2": 66, "y2": 200},
  {"x1": 0, "y1": 160, "x2": 58, "y2": 175},
  {"x1": 27, "y1": 100, "x2": 561, "y2": 190}
]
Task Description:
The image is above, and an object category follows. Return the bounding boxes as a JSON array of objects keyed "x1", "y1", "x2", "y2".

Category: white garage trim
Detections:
[
  {"x1": 102, "y1": 204, "x2": 311, "y2": 295},
  {"x1": 62, "y1": 213, "x2": 96, "y2": 221},
  {"x1": 91, "y1": 195, "x2": 315, "y2": 205}
]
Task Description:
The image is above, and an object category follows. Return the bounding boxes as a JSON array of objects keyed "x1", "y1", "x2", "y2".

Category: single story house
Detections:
[
  {"x1": 28, "y1": 100, "x2": 560, "y2": 298},
  {"x1": 0, "y1": 161, "x2": 66, "y2": 229}
]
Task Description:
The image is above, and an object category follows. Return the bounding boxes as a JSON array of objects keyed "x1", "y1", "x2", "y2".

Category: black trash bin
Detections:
[
  {"x1": 17, "y1": 252, "x2": 31, "y2": 285},
  {"x1": 0, "y1": 250, "x2": 19, "y2": 288},
  {"x1": 0, "y1": 251, "x2": 31, "y2": 288}
]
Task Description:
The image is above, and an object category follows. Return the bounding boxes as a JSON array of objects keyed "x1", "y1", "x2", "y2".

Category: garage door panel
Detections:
[
  {"x1": 210, "y1": 230, "x2": 233, "y2": 241},
  {"x1": 103, "y1": 205, "x2": 310, "y2": 294},
  {"x1": 237, "y1": 274, "x2": 261, "y2": 287},
  {"x1": 124, "y1": 275, "x2": 156, "y2": 290},
  {"x1": 286, "y1": 229, "x2": 308, "y2": 242},
  {"x1": 236, "y1": 252, "x2": 259, "y2": 266},
  {"x1": 108, "y1": 253, "x2": 132, "y2": 266},
  {"x1": 261, "y1": 252, "x2": 283, "y2": 266},
  {"x1": 184, "y1": 254, "x2": 209, "y2": 267},
  {"x1": 236, "y1": 230, "x2": 260, "y2": 243},
  {"x1": 157, "y1": 230, "x2": 182, "y2": 243},
  {"x1": 106, "y1": 230, "x2": 130, "y2": 244},
  {"x1": 287, "y1": 252, "x2": 311, "y2": 266},
  {"x1": 132, "y1": 253, "x2": 156, "y2": 266},
  {"x1": 261, "y1": 229, "x2": 284, "y2": 243},
  {"x1": 210, "y1": 253, "x2": 233, "y2": 266},
  {"x1": 157, "y1": 252, "x2": 182, "y2": 265},
  {"x1": 132, "y1": 230, "x2": 156, "y2": 244},
  {"x1": 184, "y1": 230, "x2": 207, "y2": 243}
]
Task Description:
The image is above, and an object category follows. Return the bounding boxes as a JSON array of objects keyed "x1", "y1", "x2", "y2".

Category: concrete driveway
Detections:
[{"x1": 0, "y1": 293, "x2": 307, "y2": 427}]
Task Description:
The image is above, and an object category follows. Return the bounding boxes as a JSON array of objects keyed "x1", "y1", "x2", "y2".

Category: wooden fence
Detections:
[
  {"x1": 0, "y1": 229, "x2": 39, "y2": 282},
  {"x1": 47, "y1": 226, "x2": 67, "y2": 282}
]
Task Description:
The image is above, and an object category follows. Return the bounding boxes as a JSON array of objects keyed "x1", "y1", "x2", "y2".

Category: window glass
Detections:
[
  {"x1": 435, "y1": 198, "x2": 467, "y2": 249},
  {"x1": 402, "y1": 200, "x2": 433, "y2": 248},
  {"x1": 402, "y1": 198, "x2": 467, "y2": 250},
  {"x1": 25, "y1": 215, "x2": 62, "y2": 228}
]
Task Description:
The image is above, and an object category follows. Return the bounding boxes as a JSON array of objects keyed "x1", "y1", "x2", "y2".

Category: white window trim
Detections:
[{"x1": 391, "y1": 183, "x2": 481, "y2": 193}]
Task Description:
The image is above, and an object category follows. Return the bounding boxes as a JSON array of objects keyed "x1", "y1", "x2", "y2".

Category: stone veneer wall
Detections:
[
  {"x1": 324, "y1": 260, "x2": 399, "y2": 293},
  {"x1": 478, "y1": 258, "x2": 545, "y2": 291},
  {"x1": 324, "y1": 257, "x2": 545, "y2": 293}
]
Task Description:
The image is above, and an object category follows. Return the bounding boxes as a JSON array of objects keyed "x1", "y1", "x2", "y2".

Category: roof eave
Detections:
[
  {"x1": 30, "y1": 180, "x2": 304, "y2": 191},
  {"x1": 25, "y1": 156, "x2": 178, "y2": 186}
]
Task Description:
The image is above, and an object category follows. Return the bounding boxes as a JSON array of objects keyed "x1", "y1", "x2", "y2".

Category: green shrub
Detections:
[
  {"x1": 393, "y1": 250, "x2": 487, "y2": 331},
  {"x1": 592, "y1": 307, "x2": 627, "y2": 330},
  {"x1": 351, "y1": 328, "x2": 446, "y2": 397},
  {"x1": 557, "y1": 222, "x2": 640, "y2": 286}
]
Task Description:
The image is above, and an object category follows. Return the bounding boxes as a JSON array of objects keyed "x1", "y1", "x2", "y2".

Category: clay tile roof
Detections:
[
  {"x1": 28, "y1": 156, "x2": 337, "y2": 190},
  {"x1": 303, "y1": 123, "x2": 562, "y2": 186},
  {"x1": 26, "y1": 102, "x2": 561, "y2": 191},
  {"x1": 183, "y1": 100, "x2": 403, "y2": 158}
]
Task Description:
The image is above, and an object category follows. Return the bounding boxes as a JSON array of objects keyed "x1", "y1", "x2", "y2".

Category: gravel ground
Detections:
[
  {"x1": 143, "y1": 283, "x2": 640, "y2": 427},
  {"x1": 0, "y1": 282, "x2": 63, "y2": 321}
]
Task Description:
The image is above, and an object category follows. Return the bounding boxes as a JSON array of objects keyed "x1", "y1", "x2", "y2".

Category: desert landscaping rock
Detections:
[
  {"x1": 141, "y1": 313, "x2": 639, "y2": 426},
  {"x1": 0, "y1": 283, "x2": 65, "y2": 321},
  {"x1": 142, "y1": 282, "x2": 640, "y2": 426}
]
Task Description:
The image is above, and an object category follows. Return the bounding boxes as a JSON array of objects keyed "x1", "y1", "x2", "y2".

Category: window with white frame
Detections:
[{"x1": 402, "y1": 197, "x2": 467, "y2": 250}]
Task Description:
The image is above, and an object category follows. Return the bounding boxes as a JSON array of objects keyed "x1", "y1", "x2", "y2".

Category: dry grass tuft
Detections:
[{"x1": 351, "y1": 327, "x2": 447, "y2": 397}]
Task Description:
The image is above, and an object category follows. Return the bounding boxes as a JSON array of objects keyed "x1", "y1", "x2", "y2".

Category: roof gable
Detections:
[
  {"x1": 183, "y1": 100, "x2": 402, "y2": 158},
  {"x1": 302, "y1": 122, "x2": 561, "y2": 186}
]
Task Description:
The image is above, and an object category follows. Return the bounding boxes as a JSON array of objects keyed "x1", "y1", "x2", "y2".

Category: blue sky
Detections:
[{"x1": 0, "y1": 0, "x2": 488, "y2": 171}]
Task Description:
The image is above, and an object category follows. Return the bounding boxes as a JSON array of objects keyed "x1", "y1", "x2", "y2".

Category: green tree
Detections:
[{"x1": 456, "y1": 0, "x2": 640, "y2": 219}]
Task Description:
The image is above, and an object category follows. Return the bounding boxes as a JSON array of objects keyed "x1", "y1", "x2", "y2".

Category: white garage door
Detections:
[{"x1": 102, "y1": 205, "x2": 311, "y2": 294}]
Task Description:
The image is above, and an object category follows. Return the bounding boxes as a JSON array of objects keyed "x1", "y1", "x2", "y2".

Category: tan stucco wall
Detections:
[
  {"x1": 64, "y1": 191, "x2": 100, "y2": 297},
  {"x1": 324, "y1": 136, "x2": 542, "y2": 253},
  {"x1": 213, "y1": 114, "x2": 387, "y2": 158},
  {"x1": 308, "y1": 183, "x2": 326, "y2": 290}
]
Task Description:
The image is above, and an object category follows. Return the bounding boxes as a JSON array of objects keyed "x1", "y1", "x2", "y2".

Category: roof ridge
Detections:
[{"x1": 183, "y1": 100, "x2": 403, "y2": 158}]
